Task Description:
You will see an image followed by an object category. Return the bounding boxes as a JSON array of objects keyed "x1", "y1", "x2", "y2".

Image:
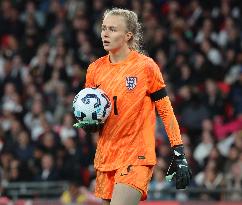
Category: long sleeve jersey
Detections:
[{"x1": 85, "y1": 50, "x2": 183, "y2": 171}]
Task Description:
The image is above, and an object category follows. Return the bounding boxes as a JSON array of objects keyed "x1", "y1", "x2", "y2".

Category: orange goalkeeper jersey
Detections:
[{"x1": 85, "y1": 50, "x2": 182, "y2": 171}]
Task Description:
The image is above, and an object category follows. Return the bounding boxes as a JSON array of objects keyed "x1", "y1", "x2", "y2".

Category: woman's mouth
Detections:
[{"x1": 103, "y1": 40, "x2": 110, "y2": 45}]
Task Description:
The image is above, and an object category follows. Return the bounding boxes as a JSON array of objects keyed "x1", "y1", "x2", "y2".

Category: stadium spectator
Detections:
[
  {"x1": 148, "y1": 166, "x2": 173, "y2": 200},
  {"x1": 224, "y1": 161, "x2": 242, "y2": 201},
  {"x1": 34, "y1": 153, "x2": 59, "y2": 181},
  {"x1": 193, "y1": 130, "x2": 214, "y2": 166},
  {"x1": 60, "y1": 180, "x2": 101, "y2": 205},
  {"x1": 194, "y1": 159, "x2": 224, "y2": 200}
]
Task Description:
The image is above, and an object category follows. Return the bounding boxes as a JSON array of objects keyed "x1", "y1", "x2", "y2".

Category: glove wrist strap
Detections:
[{"x1": 173, "y1": 144, "x2": 185, "y2": 159}]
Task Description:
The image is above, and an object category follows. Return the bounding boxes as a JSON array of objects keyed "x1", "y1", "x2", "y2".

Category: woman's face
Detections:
[{"x1": 101, "y1": 14, "x2": 130, "y2": 53}]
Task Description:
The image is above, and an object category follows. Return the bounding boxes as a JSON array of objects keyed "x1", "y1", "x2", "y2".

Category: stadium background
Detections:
[{"x1": 0, "y1": 0, "x2": 242, "y2": 204}]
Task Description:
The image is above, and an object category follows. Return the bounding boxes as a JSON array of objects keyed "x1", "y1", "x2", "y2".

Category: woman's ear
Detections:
[{"x1": 126, "y1": 32, "x2": 133, "y2": 41}]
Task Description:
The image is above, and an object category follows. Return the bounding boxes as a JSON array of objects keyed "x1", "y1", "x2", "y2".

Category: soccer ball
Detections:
[{"x1": 72, "y1": 88, "x2": 112, "y2": 124}]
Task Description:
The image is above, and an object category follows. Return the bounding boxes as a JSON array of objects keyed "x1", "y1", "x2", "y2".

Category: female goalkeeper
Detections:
[{"x1": 81, "y1": 8, "x2": 192, "y2": 205}]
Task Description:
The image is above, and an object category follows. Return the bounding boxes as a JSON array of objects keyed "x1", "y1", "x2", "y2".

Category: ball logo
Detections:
[
  {"x1": 126, "y1": 77, "x2": 137, "y2": 90},
  {"x1": 81, "y1": 94, "x2": 101, "y2": 108}
]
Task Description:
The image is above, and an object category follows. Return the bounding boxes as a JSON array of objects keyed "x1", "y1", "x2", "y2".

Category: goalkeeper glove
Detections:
[
  {"x1": 166, "y1": 144, "x2": 192, "y2": 189},
  {"x1": 73, "y1": 121, "x2": 103, "y2": 132}
]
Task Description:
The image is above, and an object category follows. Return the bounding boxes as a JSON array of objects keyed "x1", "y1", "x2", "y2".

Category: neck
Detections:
[{"x1": 109, "y1": 46, "x2": 131, "y2": 63}]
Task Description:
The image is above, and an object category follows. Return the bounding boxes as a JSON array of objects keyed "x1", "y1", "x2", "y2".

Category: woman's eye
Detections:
[
  {"x1": 110, "y1": 28, "x2": 116, "y2": 32},
  {"x1": 101, "y1": 26, "x2": 116, "y2": 32}
]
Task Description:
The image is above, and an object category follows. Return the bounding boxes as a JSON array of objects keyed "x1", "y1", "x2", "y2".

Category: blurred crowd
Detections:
[{"x1": 0, "y1": 0, "x2": 242, "y2": 202}]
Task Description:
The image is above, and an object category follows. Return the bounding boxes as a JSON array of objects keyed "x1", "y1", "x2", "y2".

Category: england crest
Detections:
[{"x1": 126, "y1": 77, "x2": 137, "y2": 90}]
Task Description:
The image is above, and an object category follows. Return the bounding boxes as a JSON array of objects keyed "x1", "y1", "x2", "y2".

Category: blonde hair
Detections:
[{"x1": 103, "y1": 8, "x2": 143, "y2": 53}]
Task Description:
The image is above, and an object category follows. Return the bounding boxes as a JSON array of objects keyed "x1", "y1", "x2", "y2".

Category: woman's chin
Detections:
[{"x1": 104, "y1": 47, "x2": 113, "y2": 52}]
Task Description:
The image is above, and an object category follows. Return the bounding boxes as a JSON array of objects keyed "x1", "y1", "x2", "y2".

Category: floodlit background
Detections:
[{"x1": 0, "y1": 0, "x2": 242, "y2": 204}]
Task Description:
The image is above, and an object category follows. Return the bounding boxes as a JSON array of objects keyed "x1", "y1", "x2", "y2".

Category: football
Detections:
[{"x1": 72, "y1": 88, "x2": 112, "y2": 124}]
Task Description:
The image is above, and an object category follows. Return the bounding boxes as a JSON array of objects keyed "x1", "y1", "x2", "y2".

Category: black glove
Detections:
[
  {"x1": 166, "y1": 144, "x2": 192, "y2": 189},
  {"x1": 82, "y1": 123, "x2": 103, "y2": 132},
  {"x1": 73, "y1": 121, "x2": 103, "y2": 132}
]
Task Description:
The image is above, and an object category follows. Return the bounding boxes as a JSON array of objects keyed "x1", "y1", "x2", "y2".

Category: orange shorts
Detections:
[{"x1": 95, "y1": 165, "x2": 154, "y2": 201}]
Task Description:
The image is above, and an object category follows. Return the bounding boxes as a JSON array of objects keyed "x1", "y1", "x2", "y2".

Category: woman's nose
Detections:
[{"x1": 103, "y1": 31, "x2": 109, "y2": 38}]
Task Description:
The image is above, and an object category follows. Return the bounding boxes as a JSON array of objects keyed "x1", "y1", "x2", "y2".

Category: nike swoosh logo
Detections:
[{"x1": 174, "y1": 150, "x2": 182, "y2": 156}]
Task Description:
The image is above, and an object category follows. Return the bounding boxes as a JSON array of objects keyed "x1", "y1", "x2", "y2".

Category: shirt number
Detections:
[{"x1": 113, "y1": 96, "x2": 118, "y2": 115}]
